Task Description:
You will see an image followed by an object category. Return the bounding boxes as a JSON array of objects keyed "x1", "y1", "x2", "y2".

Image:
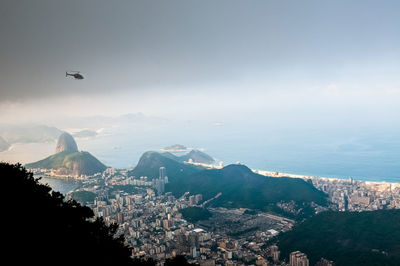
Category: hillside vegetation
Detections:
[
  {"x1": 70, "y1": 190, "x2": 97, "y2": 204},
  {"x1": 168, "y1": 164, "x2": 327, "y2": 218},
  {"x1": 131, "y1": 152, "x2": 327, "y2": 218},
  {"x1": 25, "y1": 151, "x2": 107, "y2": 176},
  {"x1": 180, "y1": 207, "x2": 212, "y2": 223},
  {"x1": 128, "y1": 151, "x2": 203, "y2": 180},
  {"x1": 274, "y1": 210, "x2": 400, "y2": 265}
]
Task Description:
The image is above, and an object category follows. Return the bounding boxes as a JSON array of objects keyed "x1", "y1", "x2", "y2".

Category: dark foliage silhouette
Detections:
[{"x1": 1, "y1": 163, "x2": 154, "y2": 265}]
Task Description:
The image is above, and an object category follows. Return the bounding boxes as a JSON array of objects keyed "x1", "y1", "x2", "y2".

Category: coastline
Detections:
[
  {"x1": 27, "y1": 159, "x2": 400, "y2": 191},
  {"x1": 254, "y1": 169, "x2": 400, "y2": 191},
  {"x1": 29, "y1": 168, "x2": 89, "y2": 181},
  {"x1": 38, "y1": 175, "x2": 81, "y2": 195},
  {"x1": 184, "y1": 161, "x2": 400, "y2": 189}
]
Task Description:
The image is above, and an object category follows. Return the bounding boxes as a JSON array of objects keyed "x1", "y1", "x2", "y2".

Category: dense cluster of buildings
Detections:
[
  {"x1": 197, "y1": 163, "x2": 400, "y2": 213},
  {"x1": 289, "y1": 251, "x2": 309, "y2": 266},
  {"x1": 33, "y1": 165, "x2": 400, "y2": 265},
  {"x1": 309, "y1": 177, "x2": 400, "y2": 212},
  {"x1": 58, "y1": 167, "x2": 299, "y2": 265},
  {"x1": 81, "y1": 168, "x2": 296, "y2": 265}
]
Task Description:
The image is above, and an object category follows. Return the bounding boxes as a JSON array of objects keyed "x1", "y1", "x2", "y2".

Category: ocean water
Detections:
[
  {"x1": 77, "y1": 122, "x2": 400, "y2": 183},
  {"x1": 38, "y1": 176, "x2": 80, "y2": 195},
  {"x1": 1, "y1": 121, "x2": 399, "y2": 183}
]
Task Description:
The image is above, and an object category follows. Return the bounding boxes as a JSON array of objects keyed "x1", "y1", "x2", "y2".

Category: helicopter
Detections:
[{"x1": 66, "y1": 71, "x2": 84, "y2": 80}]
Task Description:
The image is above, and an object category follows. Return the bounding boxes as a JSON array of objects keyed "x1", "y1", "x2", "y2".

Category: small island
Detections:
[
  {"x1": 161, "y1": 144, "x2": 189, "y2": 152},
  {"x1": 73, "y1": 129, "x2": 98, "y2": 138}
]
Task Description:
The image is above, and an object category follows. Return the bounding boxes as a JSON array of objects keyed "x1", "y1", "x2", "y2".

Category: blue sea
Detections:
[{"x1": 76, "y1": 121, "x2": 400, "y2": 183}]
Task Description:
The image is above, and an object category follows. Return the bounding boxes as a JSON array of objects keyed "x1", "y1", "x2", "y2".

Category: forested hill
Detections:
[
  {"x1": 130, "y1": 151, "x2": 328, "y2": 218},
  {"x1": 274, "y1": 210, "x2": 400, "y2": 265},
  {"x1": 25, "y1": 132, "x2": 106, "y2": 176},
  {"x1": 167, "y1": 164, "x2": 327, "y2": 217},
  {"x1": 128, "y1": 151, "x2": 203, "y2": 179},
  {"x1": 25, "y1": 150, "x2": 107, "y2": 176}
]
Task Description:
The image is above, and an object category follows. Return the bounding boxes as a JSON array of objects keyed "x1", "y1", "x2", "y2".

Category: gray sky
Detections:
[{"x1": 0, "y1": 0, "x2": 399, "y2": 127}]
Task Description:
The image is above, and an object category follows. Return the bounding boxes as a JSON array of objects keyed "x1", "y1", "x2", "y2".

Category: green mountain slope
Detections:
[
  {"x1": 25, "y1": 151, "x2": 107, "y2": 176},
  {"x1": 161, "y1": 150, "x2": 214, "y2": 164},
  {"x1": 178, "y1": 150, "x2": 215, "y2": 164},
  {"x1": 274, "y1": 210, "x2": 400, "y2": 265},
  {"x1": 131, "y1": 152, "x2": 327, "y2": 218},
  {"x1": 128, "y1": 151, "x2": 203, "y2": 180},
  {"x1": 159, "y1": 152, "x2": 180, "y2": 161},
  {"x1": 167, "y1": 164, "x2": 327, "y2": 217},
  {"x1": 179, "y1": 207, "x2": 212, "y2": 223}
]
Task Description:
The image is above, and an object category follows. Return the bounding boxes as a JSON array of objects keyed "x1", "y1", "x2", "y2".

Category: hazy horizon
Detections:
[{"x1": 1, "y1": 0, "x2": 399, "y2": 181}]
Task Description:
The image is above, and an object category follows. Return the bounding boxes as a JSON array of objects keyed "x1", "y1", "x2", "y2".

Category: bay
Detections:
[{"x1": 38, "y1": 175, "x2": 80, "y2": 195}]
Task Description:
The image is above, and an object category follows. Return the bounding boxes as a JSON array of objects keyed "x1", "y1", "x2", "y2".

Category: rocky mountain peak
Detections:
[{"x1": 55, "y1": 132, "x2": 78, "y2": 154}]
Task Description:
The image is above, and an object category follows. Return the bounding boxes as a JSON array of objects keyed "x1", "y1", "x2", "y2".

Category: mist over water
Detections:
[
  {"x1": 0, "y1": 0, "x2": 399, "y2": 184},
  {"x1": 1, "y1": 115, "x2": 398, "y2": 183}
]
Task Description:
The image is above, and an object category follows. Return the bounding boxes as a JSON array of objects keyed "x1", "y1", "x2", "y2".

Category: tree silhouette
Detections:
[{"x1": 1, "y1": 163, "x2": 154, "y2": 265}]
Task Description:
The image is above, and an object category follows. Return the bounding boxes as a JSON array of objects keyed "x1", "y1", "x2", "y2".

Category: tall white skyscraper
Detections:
[
  {"x1": 159, "y1": 166, "x2": 168, "y2": 184},
  {"x1": 153, "y1": 167, "x2": 168, "y2": 194},
  {"x1": 159, "y1": 167, "x2": 166, "y2": 179}
]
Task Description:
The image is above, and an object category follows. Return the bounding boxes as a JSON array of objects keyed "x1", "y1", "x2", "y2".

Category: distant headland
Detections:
[{"x1": 25, "y1": 132, "x2": 106, "y2": 177}]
